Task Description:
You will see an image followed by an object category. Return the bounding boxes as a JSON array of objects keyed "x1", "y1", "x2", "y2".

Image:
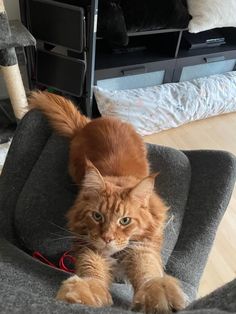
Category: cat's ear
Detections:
[
  {"x1": 82, "y1": 159, "x2": 105, "y2": 192},
  {"x1": 129, "y1": 173, "x2": 158, "y2": 206}
]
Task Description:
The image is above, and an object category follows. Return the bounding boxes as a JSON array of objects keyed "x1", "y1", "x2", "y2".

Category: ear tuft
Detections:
[
  {"x1": 82, "y1": 160, "x2": 105, "y2": 193},
  {"x1": 129, "y1": 174, "x2": 158, "y2": 206}
]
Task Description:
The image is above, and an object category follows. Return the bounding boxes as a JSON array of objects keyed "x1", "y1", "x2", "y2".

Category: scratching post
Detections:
[
  {"x1": 1, "y1": 58, "x2": 28, "y2": 120},
  {"x1": 0, "y1": 0, "x2": 35, "y2": 120}
]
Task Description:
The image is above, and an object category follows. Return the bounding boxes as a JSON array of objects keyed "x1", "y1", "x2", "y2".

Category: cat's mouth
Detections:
[{"x1": 94, "y1": 240, "x2": 127, "y2": 256}]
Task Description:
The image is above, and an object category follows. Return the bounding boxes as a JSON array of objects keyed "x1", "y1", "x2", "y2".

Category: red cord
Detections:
[
  {"x1": 33, "y1": 251, "x2": 76, "y2": 273},
  {"x1": 59, "y1": 251, "x2": 76, "y2": 273}
]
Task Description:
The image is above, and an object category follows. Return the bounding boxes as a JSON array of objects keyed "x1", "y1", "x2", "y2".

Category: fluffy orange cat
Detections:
[{"x1": 29, "y1": 91, "x2": 185, "y2": 313}]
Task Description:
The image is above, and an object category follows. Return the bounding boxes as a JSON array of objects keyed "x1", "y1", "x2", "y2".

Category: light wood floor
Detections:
[{"x1": 144, "y1": 112, "x2": 236, "y2": 298}]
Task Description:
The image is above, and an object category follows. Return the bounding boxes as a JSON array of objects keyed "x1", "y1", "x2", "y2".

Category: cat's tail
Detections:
[{"x1": 29, "y1": 91, "x2": 90, "y2": 138}]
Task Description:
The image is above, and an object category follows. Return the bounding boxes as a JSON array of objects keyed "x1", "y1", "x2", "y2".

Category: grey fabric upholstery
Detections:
[{"x1": 0, "y1": 109, "x2": 236, "y2": 313}]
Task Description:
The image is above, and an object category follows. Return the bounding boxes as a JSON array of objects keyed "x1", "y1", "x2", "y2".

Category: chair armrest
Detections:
[
  {"x1": 0, "y1": 110, "x2": 52, "y2": 242},
  {"x1": 166, "y1": 150, "x2": 236, "y2": 301}
]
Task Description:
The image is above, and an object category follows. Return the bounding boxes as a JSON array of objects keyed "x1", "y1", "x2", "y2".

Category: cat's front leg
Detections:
[
  {"x1": 122, "y1": 246, "x2": 186, "y2": 314},
  {"x1": 56, "y1": 275, "x2": 112, "y2": 307},
  {"x1": 132, "y1": 275, "x2": 186, "y2": 314},
  {"x1": 56, "y1": 249, "x2": 113, "y2": 307}
]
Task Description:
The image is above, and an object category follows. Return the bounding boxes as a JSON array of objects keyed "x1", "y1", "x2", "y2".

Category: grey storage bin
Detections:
[
  {"x1": 180, "y1": 58, "x2": 236, "y2": 82},
  {"x1": 95, "y1": 60, "x2": 175, "y2": 90}
]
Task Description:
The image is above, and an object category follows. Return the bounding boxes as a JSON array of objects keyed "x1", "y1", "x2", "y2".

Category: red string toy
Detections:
[{"x1": 33, "y1": 251, "x2": 76, "y2": 273}]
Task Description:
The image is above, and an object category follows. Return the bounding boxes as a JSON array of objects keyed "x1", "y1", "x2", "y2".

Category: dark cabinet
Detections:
[{"x1": 20, "y1": 0, "x2": 98, "y2": 116}]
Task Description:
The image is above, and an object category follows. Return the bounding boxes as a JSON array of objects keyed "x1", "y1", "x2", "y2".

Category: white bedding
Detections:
[
  {"x1": 94, "y1": 71, "x2": 236, "y2": 136},
  {"x1": 187, "y1": 0, "x2": 236, "y2": 33}
]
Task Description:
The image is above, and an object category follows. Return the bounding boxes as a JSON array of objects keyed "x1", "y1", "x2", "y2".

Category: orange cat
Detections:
[{"x1": 29, "y1": 91, "x2": 185, "y2": 313}]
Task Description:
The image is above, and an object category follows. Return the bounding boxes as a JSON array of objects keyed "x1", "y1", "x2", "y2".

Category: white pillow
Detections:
[
  {"x1": 94, "y1": 72, "x2": 236, "y2": 136},
  {"x1": 187, "y1": 0, "x2": 236, "y2": 33}
]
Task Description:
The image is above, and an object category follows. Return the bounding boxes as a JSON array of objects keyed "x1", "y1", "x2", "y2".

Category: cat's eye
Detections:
[
  {"x1": 92, "y1": 211, "x2": 104, "y2": 222},
  {"x1": 119, "y1": 217, "x2": 131, "y2": 226}
]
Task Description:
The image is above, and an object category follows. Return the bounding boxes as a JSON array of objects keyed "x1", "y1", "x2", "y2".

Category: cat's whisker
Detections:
[
  {"x1": 74, "y1": 237, "x2": 91, "y2": 242},
  {"x1": 48, "y1": 222, "x2": 91, "y2": 243},
  {"x1": 48, "y1": 230, "x2": 91, "y2": 246},
  {"x1": 165, "y1": 214, "x2": 175, "y2": 228},
  {"x1": 73, "y1": 242, "x2": 92, "y2": 248},
  {"x1": 73, "y1": 235, "x2": 91, "y2": 241},
  {"x1": 165, "y1": 255, "x2": 180, "y2": 264},
  {"x1": 49, "y1": 231, "x2": 76, "y2": 238},
  {"x1": 128, "y1": 242, "x2": 182, "y2": 256},
  {"x1": 128, "y1": 241, "x2": 159, "y2": 249},
  {"x1": 162, "y1": 248, "x2": 182, "y2": 254},
  {"x1": 74, "y1": 241, "x2": 91, "y2": 246},
  {"x1": 50, "y1": 232, "x2": 89, "y2": 240},
  {"x1": 48, "y1": 236, "x2": 77, "y2": 242},
  {"x1": 74, "y1": 241, "x2": 91, "y2": 245},
  {"x1": 49, "y1": 221, "x2": 78, "y2": 236}
]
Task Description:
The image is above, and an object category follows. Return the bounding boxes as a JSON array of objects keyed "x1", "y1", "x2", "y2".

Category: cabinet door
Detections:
[
  {"x1": 36, "y1": 49, "x2": 86, "y2": 96},
  {"x1": 95, "y1": 60, "x2": 176, "y2": 91},
  {"x1": 174, "y1": 51, "x2": 236, "y2": 82},
  {"x1": 29, "y1": 0, "x2": 84, "y2": 52}
]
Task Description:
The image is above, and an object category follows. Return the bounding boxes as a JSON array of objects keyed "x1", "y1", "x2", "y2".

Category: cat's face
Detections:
[{"x1": 67, "y1": 163, "x2": 157, "y2": 256}]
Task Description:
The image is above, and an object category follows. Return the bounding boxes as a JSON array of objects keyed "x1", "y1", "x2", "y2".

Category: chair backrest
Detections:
[{"x1": 0, "y1": 110, "x2": 191, "y2": 264}]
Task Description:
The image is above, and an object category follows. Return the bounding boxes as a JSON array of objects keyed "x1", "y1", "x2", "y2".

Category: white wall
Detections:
[{"x1": 4, "y1": 0, "x2": 20, "y2": 20}]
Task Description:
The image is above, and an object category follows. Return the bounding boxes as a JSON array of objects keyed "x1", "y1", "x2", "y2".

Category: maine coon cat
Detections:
[{"x1": 30, "y1": 91, "x2": 185, "y2": 314}]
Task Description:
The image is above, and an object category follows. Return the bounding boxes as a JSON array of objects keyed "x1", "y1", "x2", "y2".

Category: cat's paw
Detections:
[
  {"x1": 132, "y1": 275, "x2": 186, "y2": 314},
  {"x1": 56, "y1": 275, "x2": 113, "y2": 307}
]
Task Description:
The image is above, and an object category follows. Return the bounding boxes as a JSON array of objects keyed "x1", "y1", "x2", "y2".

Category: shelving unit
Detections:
[
  {"x1": 20, "y1": 0, "x2": 236, "y2": 117},
  {"x1": 95, "y1": 27, "x2": 236, "y2": 85}
]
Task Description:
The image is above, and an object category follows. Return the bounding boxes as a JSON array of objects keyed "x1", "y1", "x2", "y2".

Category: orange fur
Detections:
[
  {"x1": 30, "y1": 92, "x2": 185, "y2": 313},
  {"x1": 29, "y1": 91, "x2": 90, "y2": 138}
]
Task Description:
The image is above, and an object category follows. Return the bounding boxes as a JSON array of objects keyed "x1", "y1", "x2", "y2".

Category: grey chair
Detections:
[{"x1": 0, "y1": 109, "x2": 236, "y2": 314}]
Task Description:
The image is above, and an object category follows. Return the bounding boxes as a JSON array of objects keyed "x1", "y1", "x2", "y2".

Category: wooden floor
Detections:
[{"x1": 144, "y1": 112, "x2": 236, "y2": 298}]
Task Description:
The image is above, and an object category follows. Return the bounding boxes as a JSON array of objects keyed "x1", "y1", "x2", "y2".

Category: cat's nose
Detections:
[{"x1": 101, "y1": 234, "x2": 114, "y2": 244}]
